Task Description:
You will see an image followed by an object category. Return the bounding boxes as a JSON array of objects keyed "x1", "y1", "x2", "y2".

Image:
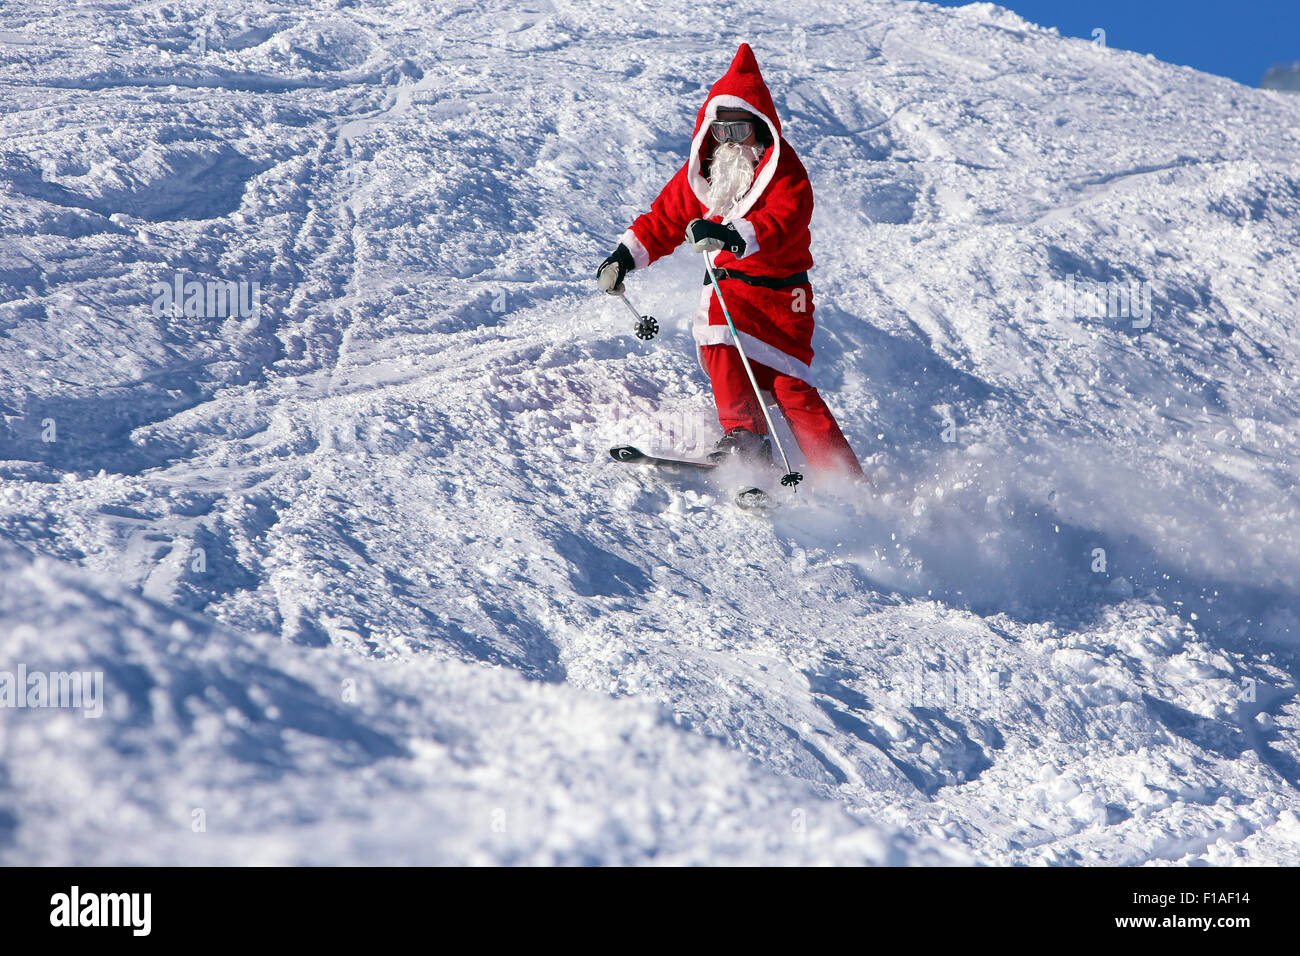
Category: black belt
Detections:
[{"x1": 704, "y1": 267, "x2": 809, "y2": 290}]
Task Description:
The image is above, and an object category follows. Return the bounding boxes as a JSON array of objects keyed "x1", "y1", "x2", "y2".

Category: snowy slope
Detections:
[
  {"x1": 1, "y1": 0, "x2": 1299, "y2": 865},
  {"x1": 1262, "y1": 63, "x2": 1300, "y2": 92}
]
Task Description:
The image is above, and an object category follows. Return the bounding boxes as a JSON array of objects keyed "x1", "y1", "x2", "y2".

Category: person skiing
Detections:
[{"x1": 596, "y1": 42, "x2": 864, "y2": 480}]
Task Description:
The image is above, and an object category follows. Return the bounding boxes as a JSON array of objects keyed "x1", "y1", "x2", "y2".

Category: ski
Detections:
[
  {"x1": 608, "y1": 445, "x2": 719, "y2": 470},
  {"x1": 610, "y1": 446, "x2": 784, "y2": 512},
  {"x1": 734, "y1": 486, "x2": 781, "y2": 512}
]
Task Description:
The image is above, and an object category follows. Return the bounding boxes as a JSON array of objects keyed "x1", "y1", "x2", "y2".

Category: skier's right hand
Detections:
[{"x1": 596, "y1": 244, "x2": 634, "y2": 295}]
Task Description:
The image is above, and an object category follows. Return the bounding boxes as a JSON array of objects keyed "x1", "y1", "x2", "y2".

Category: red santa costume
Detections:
[{"x1": 616, "y1": 43, "x2": 863, "y2": 477}]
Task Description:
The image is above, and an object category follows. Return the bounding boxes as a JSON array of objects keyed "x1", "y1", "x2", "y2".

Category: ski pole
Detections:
[
  {"x1": 703, "y1": 250, "x2": 803, "y2": 488},
  {"x1": 617, "y1": 289, "x2": 659, "y2": 341}
]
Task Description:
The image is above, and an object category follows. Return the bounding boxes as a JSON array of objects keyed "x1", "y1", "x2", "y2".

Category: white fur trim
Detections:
[
  {"x1": 731, "y1": 217, "x2": 759, "y2": 259},
  {"x1": 619, "y1": 228, "x2": 650, "y2": 270},
  {"x1": 692, "y1": 286, "x2": 714, "y2": 376},
  {"x1": 692, "y1": 326, "x2": 813, "y2": 383},
  {"x1": 687, "y1": 95, "x2": 781, "y2": 224},
  {"x1": 690, "y1": 284, "x2": 813, "y2": 383}
]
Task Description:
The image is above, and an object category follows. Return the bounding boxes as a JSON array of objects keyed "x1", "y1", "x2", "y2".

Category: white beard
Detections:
[{"x1": 704, "y1": 142, "x2": 761, "y2": 219}]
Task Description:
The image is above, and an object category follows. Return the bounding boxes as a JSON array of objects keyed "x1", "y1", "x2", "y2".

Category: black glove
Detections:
[
  {"x1": 685, "y1": 219, "x2": 746, "y2": 256},
  {"x1": 596, "y1": 244, "x2": 634, "y2": 294}
]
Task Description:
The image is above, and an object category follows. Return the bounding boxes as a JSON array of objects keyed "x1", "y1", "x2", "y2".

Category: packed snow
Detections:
[
  {"x1": 1262, "y1": 63, "x2": 1300, "y2": 92},
  {"x1": 1, "y1": 0, "x2": 1298, "y2": 865}
]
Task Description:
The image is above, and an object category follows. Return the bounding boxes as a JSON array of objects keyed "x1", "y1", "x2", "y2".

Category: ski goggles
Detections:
[{"x1": 710, "y1": 119, "x2": 755, "y2": 143}]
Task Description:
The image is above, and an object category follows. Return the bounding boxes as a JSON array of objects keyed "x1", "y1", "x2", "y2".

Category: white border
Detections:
[
  {"x1": 687, "y1": 94, "x2": 781, "y2": 224},
  {"x1": 691, "y1": 287, "x2": 813, "y2": 383},
  {"x1": 731, "y1": 218, "x2": 759, "y2": 259},
  {"x1": 618, "y1": 228, "x2": 650, "y2": 270}
]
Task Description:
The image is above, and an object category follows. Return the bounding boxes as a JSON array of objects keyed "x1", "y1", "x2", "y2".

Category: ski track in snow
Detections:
[{"x1": 1, "y1": 0, "x2": 1299, "y2": 865}]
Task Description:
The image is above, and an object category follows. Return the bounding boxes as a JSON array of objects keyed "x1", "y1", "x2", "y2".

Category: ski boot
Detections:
[{"x1": 708, "y1": 427, "x2": 773, "y2": 467}]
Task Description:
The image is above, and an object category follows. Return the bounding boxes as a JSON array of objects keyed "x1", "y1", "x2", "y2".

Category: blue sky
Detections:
[{"x1": 925, "y1": 0, "x2": 1299, "y2": 87}]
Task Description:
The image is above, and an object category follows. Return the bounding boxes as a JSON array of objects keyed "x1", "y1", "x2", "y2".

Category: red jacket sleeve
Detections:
[
  {"x1": 728, "y1": 155, "x2": 814, "y2": 276},
  {"x1": 623, "y1": 163, "x2": 702, "y2": 269}
]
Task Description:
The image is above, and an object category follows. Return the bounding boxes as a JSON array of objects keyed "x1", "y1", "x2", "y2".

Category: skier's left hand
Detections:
[{"x1": 685, "y1": 219, "x2": 746, "y2": 256}]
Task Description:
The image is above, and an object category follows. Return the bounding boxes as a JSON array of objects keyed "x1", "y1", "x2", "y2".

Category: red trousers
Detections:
[{"x1": 701, "y1": 344, "x2": 864, "y2": 477}]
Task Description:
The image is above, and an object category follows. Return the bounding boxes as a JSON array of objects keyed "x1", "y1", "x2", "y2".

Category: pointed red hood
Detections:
[
  {"x1": 692, "y1": 43, "x2": 782, "y2": 140},
  {"x1": 687, "y1": 43, "x2": 784, "y2": 223}
]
